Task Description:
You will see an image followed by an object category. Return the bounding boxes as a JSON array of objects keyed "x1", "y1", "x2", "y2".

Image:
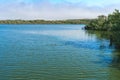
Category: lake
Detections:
[{"x1": 0, "y1": 24, "x2": 120, "y2": 80}]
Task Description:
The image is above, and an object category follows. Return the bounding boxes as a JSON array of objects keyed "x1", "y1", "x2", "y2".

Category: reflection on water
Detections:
[
  {"x1": 21, "y1": 30, "x2": 94, "y2": 41},
  {"x1": 110, "y1": 50, "x2": 120, "y2": 70},
  {"x1": 0, "y1": 24, "x2": 120, "y2": 80},
  {"x1": 86, "y1": 30, "x2": 120, "y2": 71}
]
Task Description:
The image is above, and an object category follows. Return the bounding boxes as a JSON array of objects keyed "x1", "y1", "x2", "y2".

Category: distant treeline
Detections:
[
  {"x1": 85, "y1": 9, "x2": 120, "y2": 31},
  {"x1": 0, "y1": 19, "x2": 92, "y2": 24}
]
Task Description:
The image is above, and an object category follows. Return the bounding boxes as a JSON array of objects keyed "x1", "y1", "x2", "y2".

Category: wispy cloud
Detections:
[{"x1": 0, "y1": 0, "x2": 120, "y2": 20}]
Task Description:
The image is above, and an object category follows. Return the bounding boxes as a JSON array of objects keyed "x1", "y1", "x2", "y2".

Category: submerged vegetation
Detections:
[{"x1": 86, "y1": 30, "x2": 120, "y2": 49}]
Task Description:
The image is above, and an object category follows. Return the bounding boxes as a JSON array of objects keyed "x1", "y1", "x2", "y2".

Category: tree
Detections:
[{"x1": 85, "y1": 9, "x2": 120, "y2": 31}]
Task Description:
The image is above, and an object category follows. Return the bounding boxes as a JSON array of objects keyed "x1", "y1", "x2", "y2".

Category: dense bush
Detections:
[{"x1": 85, "y1": 9, "x2": 120, "y2": 31}]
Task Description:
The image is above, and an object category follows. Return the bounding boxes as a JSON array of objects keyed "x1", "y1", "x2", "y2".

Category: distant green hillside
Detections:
[{"x1": 0, "y1": 19, "x2": 92, "y2": 24}]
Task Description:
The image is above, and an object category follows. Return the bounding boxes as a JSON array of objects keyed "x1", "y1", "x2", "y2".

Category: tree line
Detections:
[
  {"x1": 85, "y1": 9, "x2": 120, "y2": 31},
  {"x1": 0, "y1": 19, "x2": 91, "y2": 24},
  {"x1": 85, "y1": 9, "x2": 120, "y2": 49}
]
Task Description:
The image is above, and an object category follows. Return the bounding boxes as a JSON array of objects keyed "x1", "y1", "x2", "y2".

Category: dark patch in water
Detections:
[
  {"x1": 91, "y1": 55, "x2": 112, "y2": 67},
  {"x1": 64, "y1": 41, "x2": 110, "y2": 51}
]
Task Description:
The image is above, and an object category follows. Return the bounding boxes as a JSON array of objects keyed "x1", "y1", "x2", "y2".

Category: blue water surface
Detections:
[{"x1": 0, "y1": 24, "x2": 119, "y2": 80}]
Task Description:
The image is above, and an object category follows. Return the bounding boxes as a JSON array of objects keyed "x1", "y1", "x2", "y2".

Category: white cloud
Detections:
[{"x1": 0, "y1": 1, "x2": 120, "y2": 20}]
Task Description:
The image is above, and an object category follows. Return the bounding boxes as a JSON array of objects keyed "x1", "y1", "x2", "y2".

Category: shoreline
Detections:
[{"x1": 0, "y1": 19, "x2": 92, "y2": 24}]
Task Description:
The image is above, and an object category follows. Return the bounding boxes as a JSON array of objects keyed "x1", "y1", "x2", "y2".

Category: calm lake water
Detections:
[{"x1": 0, "y1": 24, "x2": 120, "y2": 80}]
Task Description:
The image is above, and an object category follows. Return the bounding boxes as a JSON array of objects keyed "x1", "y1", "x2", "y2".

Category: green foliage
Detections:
[
  {"x1": 85, "y1": 9, "x2": 120, "y2": 31},
  {"x1": 0, "y1": 19, "x2": 91, "y2": 24},
  {"x1": 85, "y1": 9, "x2": 120, "y2": 49}
]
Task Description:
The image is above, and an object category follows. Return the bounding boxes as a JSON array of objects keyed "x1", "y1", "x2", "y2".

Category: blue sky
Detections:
[{"x1": 0, "y1": 0, "x2": 120, "y2": 20}]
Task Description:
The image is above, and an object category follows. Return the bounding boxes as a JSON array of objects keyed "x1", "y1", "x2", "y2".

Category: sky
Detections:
[{"x1": 0, "y1": 0, "x2": 120, "y2": 20}]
